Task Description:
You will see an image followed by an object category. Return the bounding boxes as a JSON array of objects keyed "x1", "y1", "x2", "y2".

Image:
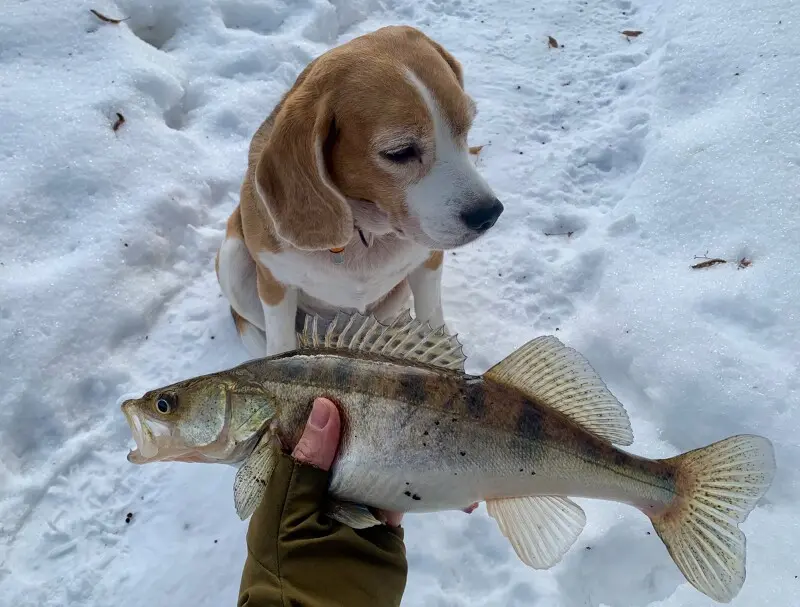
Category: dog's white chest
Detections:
[{"x1": 259, "y1": 241, "x2": 429, "y2": 311}]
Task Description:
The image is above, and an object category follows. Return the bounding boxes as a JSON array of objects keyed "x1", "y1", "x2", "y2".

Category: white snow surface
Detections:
[{"x1": 1, "y1": 0, "x2": 798, "y2": 605}]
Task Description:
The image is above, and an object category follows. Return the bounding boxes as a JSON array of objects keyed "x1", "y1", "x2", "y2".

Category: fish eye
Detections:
[{"x1": 155, "y1": 395, "x2": 175, "y2": 414}]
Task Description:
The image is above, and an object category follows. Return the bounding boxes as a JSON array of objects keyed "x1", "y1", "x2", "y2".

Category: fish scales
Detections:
[
  {"x1": 120, "y1": 310, "x2": 776, "y2": 604},
  {"x1": 235, "y1": 352, "x2": 678, "y2": 514}
]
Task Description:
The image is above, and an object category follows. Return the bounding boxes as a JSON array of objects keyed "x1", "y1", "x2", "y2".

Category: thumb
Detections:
[{"x1": 291, "y1": 398, "x2": 341, "y2": 471}]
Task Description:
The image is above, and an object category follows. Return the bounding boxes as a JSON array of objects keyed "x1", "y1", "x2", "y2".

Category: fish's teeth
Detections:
[
  {"x1": 128, "y1": 413, "x2": 146, "y2": 449},
  {"x1": 123, "y1": 408, "x2": 160, "y2": 459}
]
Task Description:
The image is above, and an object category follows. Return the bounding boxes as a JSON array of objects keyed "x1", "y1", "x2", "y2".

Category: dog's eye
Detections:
[{"x1": 381, "y1": 145, "x2": 420, "y2": 164}]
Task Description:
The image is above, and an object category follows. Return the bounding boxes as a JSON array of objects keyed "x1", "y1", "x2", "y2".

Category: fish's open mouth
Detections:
[
  {"x1": 122, "y1": 403, "x2": 158, "y2": 460},
  {"x1": 126, "y1": 445, "x2": 218, "y2": 464}
]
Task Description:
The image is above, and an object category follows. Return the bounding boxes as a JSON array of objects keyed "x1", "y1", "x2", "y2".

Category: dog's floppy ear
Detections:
[
  {"x1": 426, "y1": 37, "x2": 464, "y2": 88},
  {"x1": 254, "y1": 91, "x2": 352, "y2": 251},
  {"x1": 394, "y1": 26, "x2": 464, "y2": 88}
]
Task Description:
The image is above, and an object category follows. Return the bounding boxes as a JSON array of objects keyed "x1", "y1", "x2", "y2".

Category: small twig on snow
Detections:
[
  {"x1": 90, "y1": 9, "x2": 129, "y2": 24},
  {"x1": 690, "y1": 251, "x2": 753, "y2": 270},
  {"x1": 691, "y1": 258, "x2": 727, "y2": 269}
]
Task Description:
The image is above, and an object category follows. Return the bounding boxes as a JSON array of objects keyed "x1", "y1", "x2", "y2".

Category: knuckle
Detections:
[{"x1": 292, "y1": 439, "x2": 318, "y2": 464}]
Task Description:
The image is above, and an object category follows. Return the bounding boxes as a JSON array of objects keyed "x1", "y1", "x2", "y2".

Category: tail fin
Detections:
[{"x1": 649, "y1": 435, "x2": 775, "y2": 603}]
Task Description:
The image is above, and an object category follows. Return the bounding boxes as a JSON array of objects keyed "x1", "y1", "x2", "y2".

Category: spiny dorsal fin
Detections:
[
  {"x1": 484, "y1": 336, "x2": 633, "y2": 446},
  {"x1": 296, "y1": 310, "x2": 466, "y2": 372}
]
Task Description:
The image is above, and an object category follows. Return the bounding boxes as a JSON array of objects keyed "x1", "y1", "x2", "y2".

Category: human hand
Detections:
[{"x1": 291, "y1": 397, "x2": 405, "y2": 527}]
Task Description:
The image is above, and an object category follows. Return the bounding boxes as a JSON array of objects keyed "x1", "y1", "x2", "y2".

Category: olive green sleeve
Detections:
[{"x1": 238, "y1": 451, "x2": 408, "y2": 607}]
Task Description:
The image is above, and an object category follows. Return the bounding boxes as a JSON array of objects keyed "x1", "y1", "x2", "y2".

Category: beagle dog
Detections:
[{"x1": 215, "y1": 25, "x2": 504, "y2": 358}]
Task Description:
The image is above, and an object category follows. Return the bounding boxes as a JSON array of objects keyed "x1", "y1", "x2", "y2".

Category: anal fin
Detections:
[
  {"x1": 233, "y1": 432, "x2": 278, "y2": 520},
  {"x1": 486, "y1": 495, "x2": 586, "y2": 569},
  {"x1": 326, "y1": 500, "x2": 383, "y2": 529}
]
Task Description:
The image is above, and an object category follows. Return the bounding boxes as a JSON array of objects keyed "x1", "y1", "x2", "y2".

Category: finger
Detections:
[
  {"x1": 291, "y1": 398, "x2": 341, "y2": 471},
  {"x1": 378, "y1": 510, "x2": 404, "y2": 528}
]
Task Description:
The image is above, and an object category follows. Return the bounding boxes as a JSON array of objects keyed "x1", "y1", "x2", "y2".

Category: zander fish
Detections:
[{"x1": 120, "y1": 311, "x2": 775, "y2": 603}]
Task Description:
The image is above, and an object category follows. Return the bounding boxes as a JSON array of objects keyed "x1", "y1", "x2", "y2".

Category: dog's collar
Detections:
[{"x1": 329, "y1": 226, "x2": 370, "y2": 265}]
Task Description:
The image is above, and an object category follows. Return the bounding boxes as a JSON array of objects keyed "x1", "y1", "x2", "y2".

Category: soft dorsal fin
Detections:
[
  {"x1": 296, "y1": 310, "x2": 466, "y2": 372},
  {"x1": 484, "y1": 336, "x2": 633, "y2": 446}
]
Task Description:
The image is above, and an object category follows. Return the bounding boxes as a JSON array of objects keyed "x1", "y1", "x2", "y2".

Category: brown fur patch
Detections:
[
  {"x1": 256, "y1": 265, "x2": 286, "y2": 306},
  {"x1": 424, "y1": 250, "x2": 444, "y2": 270},
  {"x1": 216, "y1": 207, "x2": 247, "y2": 280},
  {"x1": 241, "y1": 179, "x2": 283, "y2": 255},
  {"x1": 231, "y1": 307, "x2": 249, "y2": 336},
  {"x1": 225, "y1": 205, "x2": 245, "y2": 239}
]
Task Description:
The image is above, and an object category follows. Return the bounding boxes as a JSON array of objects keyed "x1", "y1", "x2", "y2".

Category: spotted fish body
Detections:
[
  {"x1": 121, "y1": 311, "x2": 775, "y2": 604},
  {"x1": 250, "y1": 351, "x2": 671, "y2": 516}
]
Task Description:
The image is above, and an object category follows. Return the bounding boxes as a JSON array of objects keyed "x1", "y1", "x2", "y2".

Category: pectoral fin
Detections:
[
  {"x1": 326, "y1": 500, "x2": 383, "y2": 529},
  {"x1": 233, "y1": 432, "x2": 278, "y2": 520},
  {"x1": 486, "y1": 495, "x2": 586, "y2": 569}
]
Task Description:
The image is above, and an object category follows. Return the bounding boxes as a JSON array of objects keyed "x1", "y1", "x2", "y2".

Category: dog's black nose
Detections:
[{"x1": 460, "y1": 198, "x2": 504, "y2": 232}]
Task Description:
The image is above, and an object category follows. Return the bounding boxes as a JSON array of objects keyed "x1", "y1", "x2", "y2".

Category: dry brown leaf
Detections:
[
  {"x1": 548, "y1": 36, "x2": 559, "y2": 48},
  {"x1": 90, "y1": 9, "x2": 127, "y2": 24},
  {"x1": 112, "y1": 112, "x2": 126, "y2": 132},
  {"x1": 469, "y1": 145, "x2": 484, "y2": 155},
  {"x1": 621, "y1": 30, "x2": 643, "y2": 38}
]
